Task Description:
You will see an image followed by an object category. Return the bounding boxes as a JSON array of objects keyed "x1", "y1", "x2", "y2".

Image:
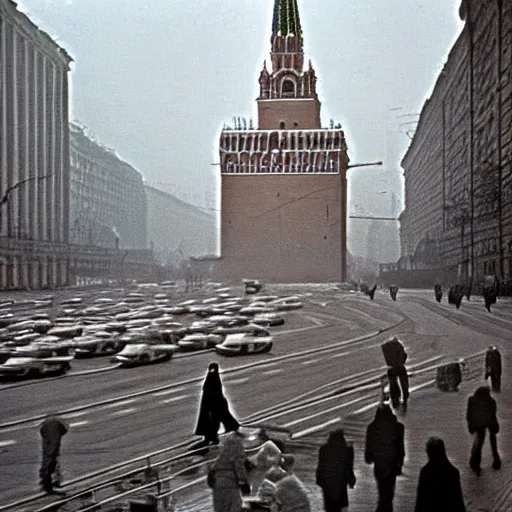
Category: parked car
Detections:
[
  {"x1": 215, "y1": 333, "x2": 273, "y2": 356},
  {"x1": 113, "y1": 343, "x2": 176, "y2": 367},
  {"x1": 177, "y1": 333, "x2": 225, "y2": 351},
  {"x1": 252, "y1": 313, "x2": 285, "y2": 327},
  {"x1": 212, "y1": 323, "x2": 270, "y2": 337},
  {"x1": 0, "y1": 345, "x2": 73, "y2": 378},
  {"x1": 73, "y1": 336, "x2": 126, "y2": 357}
]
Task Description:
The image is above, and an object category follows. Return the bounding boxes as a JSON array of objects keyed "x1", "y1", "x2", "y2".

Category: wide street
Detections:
[{"x1": 0, "y1": 285, "x2": 511, "y2": 507}]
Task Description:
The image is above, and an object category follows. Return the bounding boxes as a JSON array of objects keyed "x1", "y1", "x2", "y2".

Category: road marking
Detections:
[
  {"x1": 331, "y1": 350, "x2": 353, "y2": 358},
  {"x1": 100, "y1": 399, "x2": 137, "y2": 409},
  {"x1": 111, "y1": 408, "x2": 138, "y2": 416},
  {"x1": 64, "y1": 411, "x2": 89, "y2": 419},
  {"x1": 301, "y1": 358, "x2": 320, "y2": 365},
  {"x1": 161, "y1": 395, "x2": 188, "y2": 404},
  {"x1": 292, "y1": 418, "x2": 341, "y2": 439},
  {"x1": 69, "y1": 421, "x2": 89, "y2": 428},
  {"x1": 152, "y1": 388, "x2": 187, "y2": 397},
  {"x1": 262, "y1": 369, "x2": 282, "y2": 376},
  {"x1": 0, "y1": 440, "x2": 16, "y2": 447},
  {"x1": 226, "y1": 378, "x2": 248, "y2": 385}
]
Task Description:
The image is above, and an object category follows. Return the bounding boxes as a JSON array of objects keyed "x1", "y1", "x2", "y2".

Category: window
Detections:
[
  {"x1": 281, "y1": 78, "x2": 295, "y2": 98},
  {"x1": 279, "y1": 121, "x2": 286, "y2": 130}
]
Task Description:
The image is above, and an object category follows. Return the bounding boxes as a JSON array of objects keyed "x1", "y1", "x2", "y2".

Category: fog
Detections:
[{"x1": 18, "y1": 0, "x2": 463, "y2": 257}]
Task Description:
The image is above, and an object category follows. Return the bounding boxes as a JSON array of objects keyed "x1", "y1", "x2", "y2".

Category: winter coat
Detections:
[
  {"x1": 381, "y1": 339, "x2": 407, "y2": 368},
  {"x1": 414, "y1": 442, "x2": 466, "y2": 512},
  {"x1": 365, "y1": 405, "x2": 405, "y2": 478},
  {"x1": 316, "y1": 430, "x2": 355, "y2": 507},
  {"x1": 485, "y1": 349, "x2": 502, "y2": 376},
  {"x1": 195, "y1": 370, "x2": 239, "y2": 436},
  {"x1": 466, "y1": 387, "x2": 499, "y2": 433},
  {"x1": 40, "y1": 416, "x2": 69, "y2": 457},
  {"x1": 275, "y1": 474, "x2": 311, "y2": 512},
  {"x1": 210, "y1": 431, "x2": 249, "y2": 490}
]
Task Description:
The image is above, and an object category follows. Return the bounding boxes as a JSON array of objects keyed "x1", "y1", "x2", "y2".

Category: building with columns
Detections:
[
  {"x1": 398, "y1": 0, "x2": 512, "y2": 285},
  {"x1": 217, "y1": 0, "x2": 349, "y2": 282},
  {"x1": 69, "y1": 123, "x2": 148, "y2": 251},
  {"x1": 0, "y1": 0, "x2": 72, "y2": 289}
]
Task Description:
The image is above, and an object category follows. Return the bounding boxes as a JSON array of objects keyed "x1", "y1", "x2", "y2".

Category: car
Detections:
[
  {"x1": 0, "y1": 345, "x2": 73, "y2": 378},
  {"x1": 252, "y1": 313, "x2": 285, "y2": 327},
  {"x1": 212, "y1": 323, "x2": 270, "y2": 337},
  {"x1": 177, "y1": 333, "x2": 225, "y2": 351},
  {"x1": 215, "y1": 333, "x2": 273, "y2": 356},
  {"x1": 113, "y1": 343, "x2": 176, "y2": 367},
  {"x1": 73, "y1": 336, "x2": 126, "y2": 358}
]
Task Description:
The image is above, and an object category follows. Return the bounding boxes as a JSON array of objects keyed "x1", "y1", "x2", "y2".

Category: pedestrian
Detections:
[
  {"x1": 275, "y1": 455, "x2": 311, "y2": 512},
  {"x1": 434, "y1": 283, "x2": 443, "y2": 303},
  {"x1": 466, "y1": 385, "x2": 501, "y2": 475},
  {"x1": 381, "y1": 336, "x2": 409, "y2": 410},
  {"x1": 414, "y1": 437, "x2": 466, "y2": 512},
  {"x1": 368, "y1": 285, "x2": 377, "y2": 300},
  {"x1": 485, "y1": 346, "x2": 502, "y2": 392},
  {"x1": 208, "y1": 430, "x2": 251, "y2": 512},
  {"x1": 483, "y1": 285, "x2": 497, "y2": 312},
  {"x1": 249, "y1": 455, "x2": 289, "y2": 510},
  {"x1": 389, "y1": 285, "x2": 398, "y2": 301},
  {"x1": 365, "y1": 404, "x2": 405, "y2": 512},
  {"x1": 39, "y1": 414, "x2": 69, "y2": 494},
  {"x1": 195, "y1": 362, "x2": 240, "y2": 446},
  {"x1": 316, "y1": 429, "x2": 356, "y2": 512}
]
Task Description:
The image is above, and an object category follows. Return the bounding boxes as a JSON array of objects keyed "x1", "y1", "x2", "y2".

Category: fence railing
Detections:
[{"x1": 26, "y1": 349, "x2": 490, "y2": 512}]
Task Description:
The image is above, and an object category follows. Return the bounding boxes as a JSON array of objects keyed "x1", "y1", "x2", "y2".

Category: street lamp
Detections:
[{"x1": 0, "y1": 174, "x2": 53, "y2": 237}]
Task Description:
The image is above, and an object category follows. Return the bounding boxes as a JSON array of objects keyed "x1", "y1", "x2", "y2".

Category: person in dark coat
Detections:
[
  {"x1": 414, "y1": 437, "x2": 466, "y2": 512},
  {"x1": 382, "y1": 336, "x2": 409, "y2": 410},
  {"x1": 39, "y1": 414, "x2": 69, "y2": 494},
  {"x1": 316, "y1": 429, "x2": 356, "y2": 512},
  {"x1": 195, "y1": 362, "x2": 240, "y2": 446},
  {"x1": 466, "y1": 385, "x2": 501, "y2": 475},
  {"x1": 365, "y1": 404, "x2": 405, "y2": 512},
  {"x1": 434, "y1": 284, "x2": 443, "y2": 303},
  {"x1": 483, "y1": 285, "x2": 497, "y2": 312},
  {"x1": 485, "y1": 346, "x2": 502, "y2": 392},
  {"x1": 389, "y1": 285, "x2": 398, "y2": 301},
  {"x1": 368, "y1": 285, "x2": 377, "y2": 300}
]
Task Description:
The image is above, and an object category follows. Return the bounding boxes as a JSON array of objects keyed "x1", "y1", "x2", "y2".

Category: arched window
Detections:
[
  {"x1": 281, "y1": 78, "x2": 296, "y2": 98},
  {"x1": 279, "y1": 121, "x2": 286, "y2": 130}
]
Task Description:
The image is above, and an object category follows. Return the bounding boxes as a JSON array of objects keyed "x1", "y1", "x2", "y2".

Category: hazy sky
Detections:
[{"x1": 18, "y1": 0, "x2": 463, "y2": 217}]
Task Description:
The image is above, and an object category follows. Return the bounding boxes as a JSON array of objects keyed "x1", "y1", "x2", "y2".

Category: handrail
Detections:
[{"x1": 13, "y1": 350, "x2": 485, "y2": 512}]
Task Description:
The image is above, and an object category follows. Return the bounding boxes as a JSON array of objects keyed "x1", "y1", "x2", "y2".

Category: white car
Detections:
[
  {"x1": 215, "y1": 333, "x2": 273, "y2": 356},
  {"x1": 177, "y1": 333, "x2": 225, "y2": 351},
  {"x1": 252, "y1": 313, "x2": 285, "y2": 327},
  {"x1": 113, "y1": 343, "x2": 176, "y2": 367}
]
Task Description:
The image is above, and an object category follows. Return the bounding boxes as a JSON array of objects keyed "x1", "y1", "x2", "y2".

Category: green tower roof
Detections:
[{"x1": 272, "y1": 0, "x2": 302, "y2": 37}]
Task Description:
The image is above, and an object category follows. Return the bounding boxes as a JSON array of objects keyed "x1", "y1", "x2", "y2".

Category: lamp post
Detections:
[{"x1": 0, "y1": 175, "x2": 53, "y2": 237}]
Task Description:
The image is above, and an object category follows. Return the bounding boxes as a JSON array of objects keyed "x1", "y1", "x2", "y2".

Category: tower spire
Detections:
[{"x1": 272, "y1": 0, "x2": 302, "y2": 37}]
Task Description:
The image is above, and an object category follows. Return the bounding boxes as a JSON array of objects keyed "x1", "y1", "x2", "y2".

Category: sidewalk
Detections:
[{"x1": 176, "y1": 357, "x2": 512, "y2": 512}]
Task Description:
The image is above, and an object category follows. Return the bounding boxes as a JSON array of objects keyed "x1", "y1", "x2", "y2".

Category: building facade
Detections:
[
  {"x1": 218, "y1": 0, "x2": 349, "y2": 282},
  {"x1": 0, "y1": 0, "x2": 72, "y2": 288},
  {"x1": 145, "y1": 185, "x2": 217, "y2": 267},
  {"x1": 399, "y1": 0, "x2": 512, "y2": 283},
  {"x1": 69, "y1": 123, "x2": 147, "y2": 250}
]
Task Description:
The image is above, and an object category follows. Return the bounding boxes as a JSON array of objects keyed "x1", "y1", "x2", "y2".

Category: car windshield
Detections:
[{"x1": 120, "y1": 344, "x2": 145, "y2": 354}]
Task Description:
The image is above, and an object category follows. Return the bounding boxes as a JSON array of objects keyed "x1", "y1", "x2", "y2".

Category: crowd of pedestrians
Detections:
[
  {"x1": 200, "y1": 333, "x2": 504, "y2": 512},
  {"x1": 36, "y1": 339, "x2": 504, "y2": 511}
]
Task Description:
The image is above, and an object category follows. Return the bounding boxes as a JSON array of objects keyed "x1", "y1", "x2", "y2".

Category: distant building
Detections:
[
  {"x1": 69, "y1": 123, "x2": 147, "y2": 250},
  {"x1": 0, "y1": 0, "x2": 72, "y2": 288},
  {"x1": 144, "y1": 185, "x2": 217, "y2": 266},
  {"x1": 399, "y1": 0, "x2": 512, "y2": 283},
  {"x1": 217, "y1": 0, "x2": 349, "y2": 282}
]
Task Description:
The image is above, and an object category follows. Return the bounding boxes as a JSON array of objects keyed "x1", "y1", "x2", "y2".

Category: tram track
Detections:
[{"x1": 2, "y1": 290, "x2": 499, "y2": 512}]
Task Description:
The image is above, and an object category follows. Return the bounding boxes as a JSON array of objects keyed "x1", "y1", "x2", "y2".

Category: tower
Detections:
[{"x1": 218, "y1": 0, "x2": 349, "y2": 282}]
